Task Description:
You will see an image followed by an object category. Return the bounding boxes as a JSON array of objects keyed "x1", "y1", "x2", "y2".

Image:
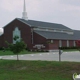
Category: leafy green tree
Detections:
[{"x1": 6, "y1": 36, "x2": 26, "y2": 60}]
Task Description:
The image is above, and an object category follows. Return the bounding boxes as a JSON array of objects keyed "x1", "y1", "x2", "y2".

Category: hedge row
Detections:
[
  {"x1": 0, "y1": 47, "x2": 4, "y2": 50},
  {"x1": 59, "y1": 47, "x2": 78, "y2": 50},
  {"x1": 0, "y1": 47, "x2": 79, "y2": 51},
  {"x1": 0, "y1": 47, "x2": 28, "y2": 51}
]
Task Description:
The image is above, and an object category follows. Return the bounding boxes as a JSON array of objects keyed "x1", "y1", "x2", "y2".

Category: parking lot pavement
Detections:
[{"x1": 0, "y1": 51, "x2": 80, "y2": 62}]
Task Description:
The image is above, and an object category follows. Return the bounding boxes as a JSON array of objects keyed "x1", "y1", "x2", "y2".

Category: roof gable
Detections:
[
  {"x1": 3, "y1": 18, "x2": 31, "y2": 28},
  {"x1": 3, "y1": 18, "x2": 73, "y2": 31},
  {"x1": 17, "y1": 18, "x2": 72, "y2": 30}
]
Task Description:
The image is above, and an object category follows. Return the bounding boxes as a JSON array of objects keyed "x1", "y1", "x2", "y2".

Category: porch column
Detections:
[
  {"x1": 59, "y1": 40, "x2": 62, "y2": 47},
  {"x1": 67, "y1": 40, "x2": 69, "y2": 47},
  {"x1": 73, "y1": 40, "x2": 76, "y2": 47}
]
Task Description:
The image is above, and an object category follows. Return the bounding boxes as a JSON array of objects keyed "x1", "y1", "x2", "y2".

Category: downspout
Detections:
[{"x1": 31, "y1": 28, "x2": 34, "y2": 44}]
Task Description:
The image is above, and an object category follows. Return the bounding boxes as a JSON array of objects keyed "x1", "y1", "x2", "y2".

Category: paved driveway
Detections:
[{"x1": 0, "y1": 51, "x2": 80, "y2": 62}]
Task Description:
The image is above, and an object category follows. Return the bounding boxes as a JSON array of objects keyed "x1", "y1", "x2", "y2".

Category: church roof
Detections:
[
  {"x1": 17, "y1": 18, "x2": 72, "y2": 31},
  {"x1": 34, "y1": 30, "x2": 79, "y2": 40},
  {"x1": 17, "y1": 18, "x2": 80, "y2": 40},
  {"x1": 3, "y1": 18, "x2": 79, "y2": 40},
  {"x1": 73, "y1": 30, "x2": 80, "y2": 40}
]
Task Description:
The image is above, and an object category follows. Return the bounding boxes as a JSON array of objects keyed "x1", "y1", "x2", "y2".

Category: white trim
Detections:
[
  {"x1": 67, "y1": 40, "x2": 69, "y2": 47},
  {"x1": 22, "y1": 0, "x2": 28, "y2": 20},
  {"x1": 73, "y1": 41, "x2": 76, "y2": 47},
  {"x1": 33, "y1": 28, "x2": 73, "y2": 34},
  {"x1": 37, "y1": 26, "x2": 72, "y2": 31},
  {"x1": 59, "y1": 40, "x2": 62, "y2": 47}
]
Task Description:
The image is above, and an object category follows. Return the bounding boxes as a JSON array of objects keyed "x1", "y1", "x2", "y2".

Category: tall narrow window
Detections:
[{"x1": 13, "y1": 27, "x2": 21, "y2": 44}]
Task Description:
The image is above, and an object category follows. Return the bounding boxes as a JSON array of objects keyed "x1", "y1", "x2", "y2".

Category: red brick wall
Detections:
[
  {"x1": 0, "y1": 18, "x2": 76, "y2": 50},
  {"x1": 62, "y1": 40, "x2": 74, "y2": 47},
  {"x1": 69, "y1": 40, "x2": 74, "y2": 47},
  {"x1": 3, "y1": 19, "x2": 32, "y2": 49},
  {"x1": 50, "y1": 40, "x2": 75, "y2": 48},
  {"x1": 33, "y1": 32, "x2": 46, "y2": 44},
  {"x1": 53, "y1": 40, "x2": 59, "y2": 47},
  {"x1": 46, "y1": 39, "x2": 59, "y2": 49},
  {"x1": 0, "y1": 34, "x2": 4, "y2": 47},
  {"x1": 48, "y1": 44, "x2": 58, "y2": 50},
  {"x1": 62, "y1": 40, "x2": 67, "y2": 47}
]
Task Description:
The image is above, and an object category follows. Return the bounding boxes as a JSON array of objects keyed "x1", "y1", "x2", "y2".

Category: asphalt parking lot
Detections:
[{"x1": 0, "y1": 51, "x2": 80, "y2": 62}]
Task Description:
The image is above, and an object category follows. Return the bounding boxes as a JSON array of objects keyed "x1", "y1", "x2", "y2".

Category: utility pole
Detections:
[{"x1": 59, "y1": 49, "x2": 63, "y2": 62}]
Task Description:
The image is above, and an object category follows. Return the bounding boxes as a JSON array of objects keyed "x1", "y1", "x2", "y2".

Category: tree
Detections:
[{"x1": 6, "y1": 36, "x2": 26, "y2": 60}]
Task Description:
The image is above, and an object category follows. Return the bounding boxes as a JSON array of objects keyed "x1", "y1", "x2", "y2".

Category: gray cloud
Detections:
[
  {"x1": 60, "y1": 0, "x2": 80, "y2": 6},
  {"x1": 0, "y1": 0, "x2": 80, "y2": 30}
]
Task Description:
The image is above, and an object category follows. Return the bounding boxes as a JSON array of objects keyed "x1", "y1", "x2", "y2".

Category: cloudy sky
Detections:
[{"x1": 0, "y1": 0, "x2": 80, "y2": 32}]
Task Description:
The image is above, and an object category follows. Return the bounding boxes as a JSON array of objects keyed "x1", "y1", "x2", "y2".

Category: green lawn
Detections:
[
  {"x1": 0, "y1": 50, "x2": 39, "y2": 56},
  {"x1": 62, "y1": 49, "x2": 78, "y2": 52},
  {"x1": 0, "y1": 60, "x2": 80, "y2": 80},
  {"x1": 0, "y1": 49, "x2": 79, "y2": 56}
]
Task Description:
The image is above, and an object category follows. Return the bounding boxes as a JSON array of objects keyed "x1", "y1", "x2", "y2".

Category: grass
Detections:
[
  {"x1": 62, "y1": 49, "x2": 78, "y2": 52},
  {"x1": 0, "y1": 50, "x2": 41, "y2": 56},
  {"x1": 0, "y1": 60, "x2": 80, "y2": 80},
  {"x1": 0, "y1": 49, "x2": 79, "y2": 56}
]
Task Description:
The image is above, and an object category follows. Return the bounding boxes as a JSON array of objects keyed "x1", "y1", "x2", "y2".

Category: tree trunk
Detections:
[{"x1": 17, "y1": 53, "x2": 19, "y2": 61}]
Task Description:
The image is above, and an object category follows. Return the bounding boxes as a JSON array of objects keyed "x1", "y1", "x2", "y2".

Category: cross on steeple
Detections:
[{"x1": 22, "y1": 0, "x2": 28, "y2": 20}]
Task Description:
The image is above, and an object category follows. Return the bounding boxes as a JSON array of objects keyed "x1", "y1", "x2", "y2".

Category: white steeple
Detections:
[{"x1": 22, "y1": 0, "x2": 28, "y2": 20}]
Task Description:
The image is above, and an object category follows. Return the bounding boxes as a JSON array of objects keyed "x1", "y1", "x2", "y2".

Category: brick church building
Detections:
[{"x1": 0, "y1": 0, "x2": 80, "y2": 51}]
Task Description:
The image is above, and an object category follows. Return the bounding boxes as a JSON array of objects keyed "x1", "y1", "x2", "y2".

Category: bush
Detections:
[
  {"x1": 0, "y1": 47, "x2": 4, "y2": 50},
  {"x1": 59, "y1": 47, "x2": 77, "y2": 50}
]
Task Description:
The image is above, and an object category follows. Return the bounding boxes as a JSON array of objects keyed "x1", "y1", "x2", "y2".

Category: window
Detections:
[{"x1": 13, "y1": 27, "x2": 21, "y2": 44}]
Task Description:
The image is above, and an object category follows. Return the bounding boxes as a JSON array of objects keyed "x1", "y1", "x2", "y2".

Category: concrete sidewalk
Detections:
[{"x1": 0, "y1": 51, "x2": 80, "y2": 62}]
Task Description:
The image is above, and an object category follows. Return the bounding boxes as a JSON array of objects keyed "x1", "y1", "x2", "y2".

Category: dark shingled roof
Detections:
[
  {"x1": 17, "y1": 18, "x2": 72, "y2": 30},
  {"x1": 17, "y1": 18, "x2": 80, "y2": 40},
  {"x1": 34, "y1": 30, "x2": 80, "y2": 40},
  {"x1": 73, "y1": 30, "x2": 80, "y2": 40}
]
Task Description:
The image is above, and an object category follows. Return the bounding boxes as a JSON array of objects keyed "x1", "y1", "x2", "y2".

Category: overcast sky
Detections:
[{"x1": 0, "y1": 0, "x2": 80, "y2": 32}]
